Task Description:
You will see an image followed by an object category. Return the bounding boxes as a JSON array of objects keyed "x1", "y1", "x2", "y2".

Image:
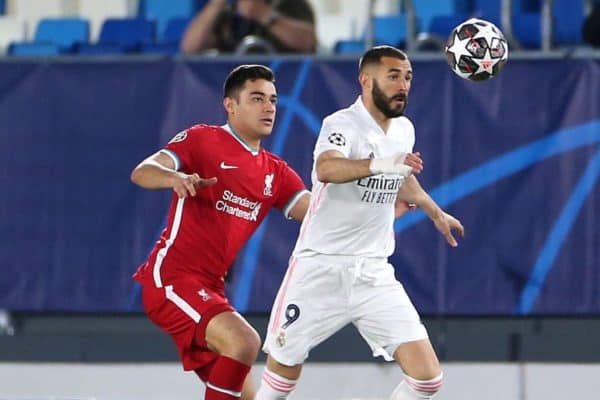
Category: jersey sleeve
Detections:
[
  {"x1": 313, "y1": 115, "x2": 355, "y2": 159},
  {"x1": 273, "y1": 162, "x2": 308, "y2": 219},
  {"x1": 160, "y1": 128, "x2": 197, "y2": 172}
]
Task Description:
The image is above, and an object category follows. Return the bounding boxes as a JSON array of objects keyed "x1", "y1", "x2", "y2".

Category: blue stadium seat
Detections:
[
  {"x1": 162, "y1": 16, "x2": 190, "y2": 43},
  {"x1": 413, "y1": 0, "x2": 455, "y2": 33},
  {"x1": 373, "y1": 14, "x2": 408, "y2": 47},
  {"x1": 511, "y1": 0, "x2": 585, "y2": 49},
  {"x1": 35, "y1": 18, "x2": 89, "y2": 53},
  {"x1": 139, "y1": 0, "x2": 205, "y2": 38},
  {"x1": 78, "y1": 18, "x2": 155, "y2": 53},
  {"x1": 512, "y1": 12, "x2": 542, "y2": 48},
  {"x1": 473, "y1": 0, "x2": 502, "y2": 26},
  {"x1": 0, "y1": 0, "x2": 4, "y2": 14},
  {"x1": 8, "y1": 42, "x2": 60, "y2": 56},
  {"x1": 453, "y1": 0, "x2": 473, "y2": 13},
  {"x1": 334, "y1": 13, "x2": 408, "y2": 53},
  {"x1": 100, "y1": 18, "x2": 155, "y2": 49},
  {"x1": 333, "y1": 39, "x2": 365, "y2": 54},
  {"x1": 141, "y1": 17, "x2": 190, "y2": 54},
  {"x1": 553, "y1": 0, "x2": 584, "y2": 45},
  {"x1": 429, "y1": 14, "x2": 471, "y2": 39}
]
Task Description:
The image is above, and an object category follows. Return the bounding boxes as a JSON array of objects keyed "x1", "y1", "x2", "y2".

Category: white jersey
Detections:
[{"x1": 293, "y1": 96, "x2": 415, "y2": 258}]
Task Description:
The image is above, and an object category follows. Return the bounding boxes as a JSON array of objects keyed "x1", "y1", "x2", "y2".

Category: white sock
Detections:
[
  {"x1": 255, "y1": 368, "x2": 297, "y2": 400},
  {"x1": 389, "y1": 373, "x2": 444, "y2": 400}
]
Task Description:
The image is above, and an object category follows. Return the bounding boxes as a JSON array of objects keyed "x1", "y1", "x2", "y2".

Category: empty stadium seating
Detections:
[{"x1": 0, "y1": 0, "x2": 596, "y2": 56}]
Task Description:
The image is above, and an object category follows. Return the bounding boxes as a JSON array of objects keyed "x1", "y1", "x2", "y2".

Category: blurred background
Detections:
[{"x1": 0, "y1": 0, "x2": 599, "y2": 399}]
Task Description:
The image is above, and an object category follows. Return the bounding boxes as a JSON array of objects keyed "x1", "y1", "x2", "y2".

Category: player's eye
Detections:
[
  {"x1": 389, "y1": 75, "x2": 399, "y2": 81},
  {"x1": 253, "y1": 97, "x2": 264, "y2": 103}
]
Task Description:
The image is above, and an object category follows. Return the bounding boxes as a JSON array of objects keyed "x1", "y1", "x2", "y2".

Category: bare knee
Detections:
[
  {"x1": 223, "y1": 326, "x2": 261, "y2": 364},
  {"x1": 205, "y1": 312, "x2": 261, "y2": 365}
]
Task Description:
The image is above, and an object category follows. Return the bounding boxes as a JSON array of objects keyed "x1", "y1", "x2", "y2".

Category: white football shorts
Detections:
[{"x1": 263, "y1": 254, "x2": 428, "y2": 366}]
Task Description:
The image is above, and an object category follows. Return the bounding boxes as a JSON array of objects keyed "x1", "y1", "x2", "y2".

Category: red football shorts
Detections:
[{"x1": 141, "y1": 277, "x2": 234, "y2": 378}]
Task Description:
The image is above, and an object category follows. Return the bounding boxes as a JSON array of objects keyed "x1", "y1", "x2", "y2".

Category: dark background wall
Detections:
[{"x1": 1, "y1": 57, "x2": 598, "y2": 317}]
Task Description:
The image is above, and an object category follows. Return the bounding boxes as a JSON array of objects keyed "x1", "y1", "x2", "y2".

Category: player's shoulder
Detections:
[
  {"x1": 173, "y1": 124, "x2": 227, "y2": 143},
  {"x1": 323, "y1": 104, "x2": 358, "y2": 130},
  {"x1": 185, "y1": 124, "x2": 225, "y2": 136}
]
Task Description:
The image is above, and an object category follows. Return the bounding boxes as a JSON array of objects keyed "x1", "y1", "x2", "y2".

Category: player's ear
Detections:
[
  {"x1": 359, "y1": 72, "x2": 371, "y2": 90},
  {"x1": 223, "y1": 97, "x2": 234, "y2": 114}
]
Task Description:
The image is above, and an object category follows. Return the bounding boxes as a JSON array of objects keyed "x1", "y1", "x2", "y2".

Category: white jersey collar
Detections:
[{"x1": 353, "y1": 96, "x2": 397, "y2": 136}]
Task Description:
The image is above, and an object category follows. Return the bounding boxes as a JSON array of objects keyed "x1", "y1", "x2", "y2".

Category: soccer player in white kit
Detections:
[{"x1": 255, "y1": 46, "x2": 465, "y2": 400}]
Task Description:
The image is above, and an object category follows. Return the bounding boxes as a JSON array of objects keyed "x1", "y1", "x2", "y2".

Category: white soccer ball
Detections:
[{"x1": 445, "y1": 18, "x2": 508, "y2": 81}]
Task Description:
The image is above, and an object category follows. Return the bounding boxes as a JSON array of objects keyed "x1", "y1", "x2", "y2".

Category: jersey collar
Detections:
[
  {"x1": 354, "y1": 96, "x2": 395, "y2": 136},
  {"x1": 222, "y1": 123, "x2": 260, "y2": 156}
]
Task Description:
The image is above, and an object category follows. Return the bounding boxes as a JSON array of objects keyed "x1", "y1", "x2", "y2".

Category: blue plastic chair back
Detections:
[
  {"x1": 334, "y1": 39, "x2": 365, "y2": 54},
  {"x1": 140, "y1": 0, "x2": 203, "y2": 37},
  {"x1": 372, "y1": 14, "x2": 407, "y2": 47},
  {"x1": 453, "y1": 0, "x2": 472, "y2": 13},
  {"x1": 99, "y1": 18, "x2": 155, "y2": 50},
  {"x1": 512, "y1": 12, "x2": 542, "y2": 48},
  {"x1": 429, "y1": 14, "x2": 471, "y2": 38},
  {"x1": 553, "y1": 0, "x2": 584, "y2": 45},
  {"x1": 35, "y1": 18, "x2": 89, "y2": 51},
  {"x1": 163, "y1": 17, "x2": 190, "y2": 43},
  {"x1": 473, "y1": 0, "x2": 501, "y2": 26},
  {"x1": 413, "y1": 0, "x2": 455, "y2": 32}
]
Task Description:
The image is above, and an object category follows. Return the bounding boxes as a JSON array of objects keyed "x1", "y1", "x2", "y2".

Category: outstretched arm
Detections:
[
  {"x1": 316, "y1": 150, "x2": 423, "y2": 184},
  {"x1": 130, "y1": 151, "x2": 217, "y2": 198},
  {"x1": 238, "y1": 0, "x2": 317, "y2": 52},
  {"x1": 180, "y1": 0, "x2": 226, "y2": 54},
  {"x1": 397, "y1": 175, "x2": 465, "y2": 247}
]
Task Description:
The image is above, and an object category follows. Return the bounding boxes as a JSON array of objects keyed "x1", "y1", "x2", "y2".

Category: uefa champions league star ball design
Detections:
[{"x1": 445, "y1": 18, "x2": 508, "y2": 81}]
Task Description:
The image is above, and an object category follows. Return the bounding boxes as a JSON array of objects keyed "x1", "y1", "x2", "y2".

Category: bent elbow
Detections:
[
  {"x1": 316, "y1": 166, "x2": 333, "y2": 183},
  {"x1": 130, "y1": 167, "x2": 142, "y2": 185}
]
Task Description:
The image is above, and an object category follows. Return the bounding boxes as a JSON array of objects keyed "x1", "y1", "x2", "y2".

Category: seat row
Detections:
[
  {"x1": 334, "y1": 0, "x2": 592, "y2": 53},
  {"x1": 3, "y1": 17, "x2": 190, "y2": 56}
]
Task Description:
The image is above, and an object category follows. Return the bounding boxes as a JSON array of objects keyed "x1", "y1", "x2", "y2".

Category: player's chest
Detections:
[
  {"x1": 353, "y1": 131, "x2": 409, "y2": 159},
  {"x1": 202, "y1": 153, "x2": 277, "y2": 203}
]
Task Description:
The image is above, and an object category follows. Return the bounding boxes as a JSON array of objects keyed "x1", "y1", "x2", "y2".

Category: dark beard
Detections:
[{"x1": 372, "y1": 80, "x2": 407, "y2": 118}]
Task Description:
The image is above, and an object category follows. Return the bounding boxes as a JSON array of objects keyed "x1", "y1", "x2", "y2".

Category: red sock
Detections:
[{"x1": 205, "y1": 355, "x2": 251, "y2": 399}]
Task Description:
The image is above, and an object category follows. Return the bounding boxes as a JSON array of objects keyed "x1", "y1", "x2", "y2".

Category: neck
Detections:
[
  {"x1": 228, "y1": 121, "x2": 260, "y2": 149},
  {"x1": 363, "y1": 97, "x2": 391, "y2": 133}
]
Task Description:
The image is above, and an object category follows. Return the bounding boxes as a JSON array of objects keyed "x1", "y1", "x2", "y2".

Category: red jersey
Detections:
[{"x1": 133, "y1": 124, "x2": 306, "y2": 293}]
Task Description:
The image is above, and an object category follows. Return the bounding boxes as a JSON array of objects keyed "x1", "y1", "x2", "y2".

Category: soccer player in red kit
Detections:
[{"x1": 130, "y1": 64, "x2": 310, "y2": 400}]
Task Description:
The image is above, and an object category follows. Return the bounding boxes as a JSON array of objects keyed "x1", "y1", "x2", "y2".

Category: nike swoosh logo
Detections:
[{"x1": 220, "y1": 161, "x2": 238, "y2": 170}]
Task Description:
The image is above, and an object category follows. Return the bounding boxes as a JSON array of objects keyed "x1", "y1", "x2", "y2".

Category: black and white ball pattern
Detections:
[{"x1": 328, "y1": 132, "x2": 346, "y2": 146}]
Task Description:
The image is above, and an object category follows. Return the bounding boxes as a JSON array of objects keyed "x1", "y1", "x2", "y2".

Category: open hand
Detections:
[
  {"x1": 172, "y1": 172, "x2": 217, "y2": 198},
  {"x1": 432, "y1": 211, "x2": 465, "y2": 247},
  {"x1": 403, "y1": 152, "x2": 423, "y2": 175}
]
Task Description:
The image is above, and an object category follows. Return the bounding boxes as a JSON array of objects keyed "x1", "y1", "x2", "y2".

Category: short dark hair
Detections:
[
  {"x1": 223, "y1": 64, "x2": 275, "y2": 99},
  {"x1": 359, "y1": 46, "x2": 408, "y2": 72}
]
